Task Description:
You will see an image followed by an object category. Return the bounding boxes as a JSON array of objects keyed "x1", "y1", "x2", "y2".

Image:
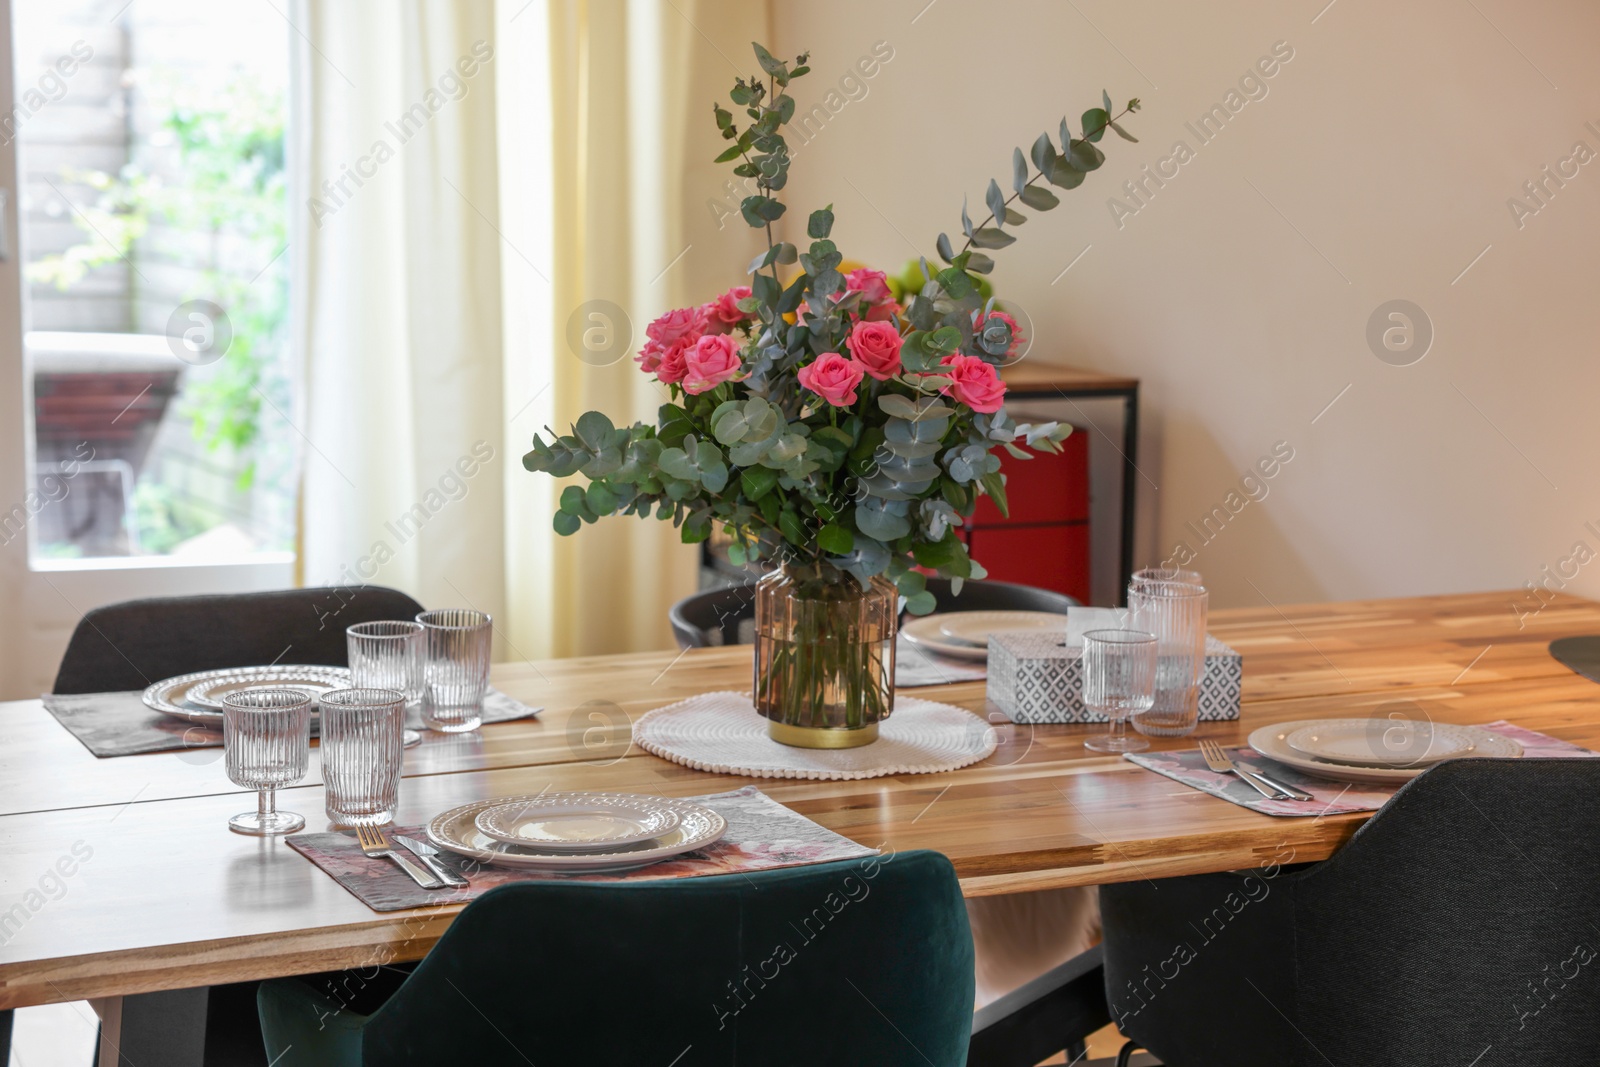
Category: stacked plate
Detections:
[
  {"x1": 425, "y1": 792, "x2": 727, "y2": 873},
  {"x1": 902, "y1": 610, "x2": 1067, "y2": 662},
  {"x1": 143, "y1": 665, "x2": 352, "y2": 724},
  {"x1": 1248, "y1": 718, "x2": 1523, "y2": 784}
]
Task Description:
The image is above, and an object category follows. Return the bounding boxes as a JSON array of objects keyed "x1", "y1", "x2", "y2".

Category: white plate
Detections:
[
  {"x1": 936, "y1": 611, "x2": 1068, "y2": 645},
  {"x1": 1286, "y1": 719, "x2": 1477, "y2": 767},
  {"x1": 901, "y1": 615, "x2": 990, "y2": 662},
  {"x1": 1249, "y1": 720, "x2": 1523, "y2": 784},
  {"x1": 427, "y1": 795, "x2": 726, "y2": 872},
  {"x1": 142, "y1": 665, "x2": 351, "y2": 724},
  {"x1": 473, "y1": 793, "x2": 682, "y2": 851},
  {"x1": 186, "y1": 666, "x2": 353, "y2": 710}
]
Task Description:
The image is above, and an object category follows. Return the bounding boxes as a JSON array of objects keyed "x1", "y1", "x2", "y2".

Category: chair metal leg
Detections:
[{"x1": 1115, "y1": 1039, "x2": 1140, "y2": 1067}]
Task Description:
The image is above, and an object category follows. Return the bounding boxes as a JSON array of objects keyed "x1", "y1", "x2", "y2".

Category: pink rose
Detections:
[
  {"x1": 940, "y1": 354, "x2": 1007, "y2": 413},
  {"x1": 845, "y1": 268, "x2": 893, "y2": 304},
  {"x1": 681, "y1": 334, "x2": 744, "y2": 394},
  {"x1": 848, "y1": 320, "x2": 903, "y2": 381},
  {"x1": 646, "y1": 306, "x2": 707, "y2": 347},
  {"x1": 635, "y1": 339, "x2": 665, "y2": 373},
  {"x1": 844, "y1": 268, "x2": 901, "y2": 322},
  {"x1": 702, "y1": 286, "x2": 752, "y2": 334},
  {"x1": 655, "y1": 340, "x2": 691, "y2": 385},
  {"x1": 976, "y1": 310, "x2": 1025, "y2": 357},
  {"x1": 797, "y1": 352, "x2": 866, "y2": 407}
]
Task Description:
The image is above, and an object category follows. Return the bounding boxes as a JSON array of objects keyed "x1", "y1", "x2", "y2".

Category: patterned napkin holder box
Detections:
[{"x1": 987, "y1": 630, "x2": 1242, "y2": 724}]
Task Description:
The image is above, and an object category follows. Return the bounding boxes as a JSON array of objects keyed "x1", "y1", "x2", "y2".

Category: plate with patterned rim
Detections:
[
  {"x1": 1249, "y1": 720, "x2": 1523, "y2": 784},
  {"x1": 474, "y1": 793, "x2": 682, "y2": 851},
  {"x1": 936, "y1": 610, "x2": 1068, "y2": 646},
  {"x1": 142, "y1": 665, "x2": 351, "y2": 724},
  {"x1": 1286, "y1": 718, "x2": 1478, "y2": 767},
  {"x1": 901, "y1": 614, "x2": 989, "y2": 661},
  {"x1": 427, "y1": 795, "x2": 725, "y2": 872}
]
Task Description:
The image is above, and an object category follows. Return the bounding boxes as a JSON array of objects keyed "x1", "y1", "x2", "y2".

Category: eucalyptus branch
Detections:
[{"x1": 957, "y1": 103, "x2": 1139, "y2": 256}]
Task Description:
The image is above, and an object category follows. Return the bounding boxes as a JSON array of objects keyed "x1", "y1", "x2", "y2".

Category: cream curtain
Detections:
[
  {"x1": 292, "y1": 0, "x2": 508, "y2": 636},
  {"x1": 294, "y1": 0, "x2": 766, "y2": 657}
]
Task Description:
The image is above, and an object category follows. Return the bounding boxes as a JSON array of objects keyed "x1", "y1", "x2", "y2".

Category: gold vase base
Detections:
[{"x1": 766, "y1": 719, "x2": 880, "y2": 749}]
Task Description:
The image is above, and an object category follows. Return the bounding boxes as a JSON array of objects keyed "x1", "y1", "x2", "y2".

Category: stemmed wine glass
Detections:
[
  {"x1": 223, "y1": 688, "x2": 312, "y2": 835},
  {"x1": 1082, "y1": 629, "x2": 1158, "y2": 754}
]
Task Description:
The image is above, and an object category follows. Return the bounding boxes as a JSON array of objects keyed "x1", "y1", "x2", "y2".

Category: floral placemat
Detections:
[
  {"x1": 895, "y1": 636, "x2": 987, "y2": 687},
  {"x1": 1125, "y1": 721, "x2": 1599, "y2": 817},
  {"x1": 287, "y1": 785, "x2": 877, "y2": 913},
  {"x1": 41, "y1": 688, "x2": 540, "y2": 758}
]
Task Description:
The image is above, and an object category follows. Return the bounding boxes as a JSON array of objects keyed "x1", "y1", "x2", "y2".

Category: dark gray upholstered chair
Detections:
[
  {"x1": 1094, "y1": 757, "x2": 1600, "y2": 1066},
  {"x1": 52, "y1": 585, "x2": 424, "y2": 694},
  {"x1": 670, "y1": 578, "x2": 1078, "y2": 649},
  {"x1": 52, "y1": 585, "x2": 422, "y2": 1067}
]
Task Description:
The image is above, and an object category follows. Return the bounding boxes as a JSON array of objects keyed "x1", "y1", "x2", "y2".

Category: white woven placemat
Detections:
[{"x1": 632, "y1": 690, "x2": 997, "y2": 780}]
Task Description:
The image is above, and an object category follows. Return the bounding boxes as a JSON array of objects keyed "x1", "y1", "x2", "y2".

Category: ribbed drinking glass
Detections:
[
  {"x1": 1127, "y1": 579, "x2": 1209, "y2": 737},
  {"x1": 1082, "y1": 629, "x2": 1158, "y2": 753},
  {"x1": 347, "y1": 621, "x2": 423, "y2": 705},
  {"x1": 320, "y1": 687, "x2": 405, "y2": 827},
  {"x1": 1131, "y1": 566, "x2": 1204, "y2": 588},
  {"x1": 417, "y1": 609, "x2": 492, "y2": 733},
  {"x1": 223, "y1": 688, "x2": 312, "y2": 836}
]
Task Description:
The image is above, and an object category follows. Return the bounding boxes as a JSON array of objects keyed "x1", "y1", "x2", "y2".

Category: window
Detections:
[{"x1": 14, "y1": 0, "x2": 294, "y2": 563}]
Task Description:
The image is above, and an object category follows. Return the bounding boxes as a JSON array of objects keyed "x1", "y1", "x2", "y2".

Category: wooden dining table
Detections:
[{"x1": 2, "y1": 589, "x2": 1598, "y2": 1053}]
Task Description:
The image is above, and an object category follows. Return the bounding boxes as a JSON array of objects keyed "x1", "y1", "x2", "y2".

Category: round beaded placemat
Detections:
[{"x1": 633, "y1": 691, "x2": 997, "y2": 781}]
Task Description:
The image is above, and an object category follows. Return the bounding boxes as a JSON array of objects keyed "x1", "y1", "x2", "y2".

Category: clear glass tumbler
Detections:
[
  {"x1": 1082, "y1": 629, "x2": 1158, "y2": 753},
  {"x1": 1132, "y1": 566, "x2": 1204, "y2": 588},
  {"x1": 223, "y1": 688, "x2": 312, "y2": 835},
  {"x1": 417, "y1": 608, "x2": 492, "y2": 733},
  {"x1": 320, "y1": 687, "x2": 405, "y2": 827},
  {"x1": 1128, "y1": 579, "x2": 1209, "y2": 737},
  {"x1": 347, "y1": 621, "x2": 424, "y2": 705}
]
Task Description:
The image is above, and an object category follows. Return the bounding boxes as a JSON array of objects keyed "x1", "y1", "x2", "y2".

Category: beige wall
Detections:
[{"x1": 762, "y1": 0, "x2": 1600, "y2": 615}]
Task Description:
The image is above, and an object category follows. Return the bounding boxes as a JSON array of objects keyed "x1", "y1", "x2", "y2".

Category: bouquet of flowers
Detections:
[
  {"x1": 524, "y1": 43, "x2": 1136, "y2": 742},
  {"x1": 524, "y1": 42, "x2": 1137, "y2": 611}
]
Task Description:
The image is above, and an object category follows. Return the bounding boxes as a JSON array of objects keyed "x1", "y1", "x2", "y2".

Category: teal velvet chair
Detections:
[{"x1": 259, "y1": 850, "x2": 974, "y2": 1066}]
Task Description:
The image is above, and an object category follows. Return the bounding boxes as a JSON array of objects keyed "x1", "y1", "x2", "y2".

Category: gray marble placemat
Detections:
[{"x1": 42, "y1": 688, "x2": 541, "y2": 758}]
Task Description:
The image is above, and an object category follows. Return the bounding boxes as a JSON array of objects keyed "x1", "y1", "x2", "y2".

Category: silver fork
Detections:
[
  {"x1": 1199, "y1": 739, "x2": 1291, "y2": 801},
  {"x1": 355, "y1": 824, "x2": 444, "y2": 889}
]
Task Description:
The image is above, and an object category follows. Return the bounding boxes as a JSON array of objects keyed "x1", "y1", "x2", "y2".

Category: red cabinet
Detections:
[{"x1": 961, "y1": 426, "x2": 1090, "y2": 603}]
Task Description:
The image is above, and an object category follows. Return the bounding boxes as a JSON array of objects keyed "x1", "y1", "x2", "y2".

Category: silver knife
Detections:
[
  {"x1": 1242, "y1": 765, "x2": 1315, "y2": 802},
  {"x1": 398, "y1": 835, "x2": 471, "y2": 888}
]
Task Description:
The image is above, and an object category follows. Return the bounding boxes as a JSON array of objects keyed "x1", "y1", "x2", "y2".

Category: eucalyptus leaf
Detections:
[
  {"x1": 1109, "y1": 120, "x2": 1138, "y2": 142},
  {"x1": 935, "y1": 232, "x2": 954, "y2": 263},
  {"x1": 985, "y1": 179, "x2": 1006, "y2": 229},
  {"x1": 807, "y1": 206, "x2": 834, "y2": 238},
  {"x1": 970, "y1": 228, "x2": 1016, "y2": 249},
  {"x1": 1012, "y1": 148, "x2": 1029, "y2": 195},
  {"x1": 961, "y1": 196, "x2": 974, "y2": 238},
  {"x1": 574, "y1": 411, "x2": 614, "y2": 451},
  {"x1": 1067, "y1": 140, "x2": 1105, "y2": 172},
  {"x1": 967, "y1": 252, "x2": 996, "y2": 274},
  {"x1": 1081, "y1": 107, "x2": 1109, "y2": 142},
  {"x1": 1031, "y1": 132, "x2": 1057, "y2": 174},
  {"x1": 1047, "y1": 159, "x2": 1086, "y2": 189},
  {"x1": 1018, "y1": 186, "x2": 1060, "y2": 210}
]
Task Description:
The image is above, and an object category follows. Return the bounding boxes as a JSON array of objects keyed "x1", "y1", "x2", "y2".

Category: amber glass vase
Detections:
[{"x1": 753, "y1": 561, "x2": 898, "y2": 748}]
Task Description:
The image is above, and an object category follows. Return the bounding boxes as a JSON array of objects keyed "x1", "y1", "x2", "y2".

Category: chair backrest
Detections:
[
  {"x1": 669, "y1": 583, "x2": 759, "y2": 648},
  {"x1": 669, "y1": 578, "x2": 1078, "y2": 649},
  {"x1": 1289, "y1": 757, "x2": 1600, "y2": 1064},
  {"x1": 1102, "y1": 758, "x2": 1600, "y2": 1066},
  {"x1": 51, "y1": 585, "x2": 425, "y2": 694},
  {"x1": 363, "y1": 850, "x2": 974, "y2": 1066},
  {"x1": 924, "y1": 577, "x2": 1078, "y2": 614}
]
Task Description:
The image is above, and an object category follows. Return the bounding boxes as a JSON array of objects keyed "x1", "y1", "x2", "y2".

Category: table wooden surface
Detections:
[{"x1": 1, "y1": 589, "x2": 1597, "y2": 1008}]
